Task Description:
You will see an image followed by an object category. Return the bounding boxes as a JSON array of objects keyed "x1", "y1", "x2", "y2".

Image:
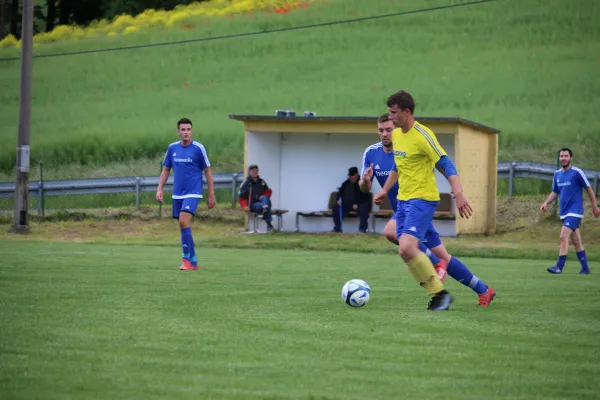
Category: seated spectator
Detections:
[
  {"x1": 238, "y1": 164, "x2": 275, "y2": 232},
  {"x1": 333, "y1": 166, "x2": 371, "y2": 233}
]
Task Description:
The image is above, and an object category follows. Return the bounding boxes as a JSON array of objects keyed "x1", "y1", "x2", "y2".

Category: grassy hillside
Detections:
[{"x1": 1, "y1": 0, "x2": 599, "y2": 178}]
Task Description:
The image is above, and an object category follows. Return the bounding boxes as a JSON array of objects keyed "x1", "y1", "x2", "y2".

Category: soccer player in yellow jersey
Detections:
[
  {"x1": 362, "y1": 114, "x2": 496, "y2": 307},
  {"x1": 375, "y1": 90, "x2": 474, "y2": 311}
]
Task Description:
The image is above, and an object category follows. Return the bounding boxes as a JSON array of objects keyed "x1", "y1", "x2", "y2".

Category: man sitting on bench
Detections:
[
  {"x1": 239, "y1": 164, "x2": 275, "y2": 232},
  {"x1": 333, "y1": 166, "x2": 371, "y2": 233}
]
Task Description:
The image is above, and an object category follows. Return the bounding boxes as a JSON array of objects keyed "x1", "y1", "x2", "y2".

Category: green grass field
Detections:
[
  {"x1": 1, "y1": 240, "x2": 599, "y2": 399},
  {"x1": 2, "y1": 2, "x2": 599, "y2": 395},
  {"x1": 1, "y1": 193, "x2": 599, "y2": 261},
  {"x1": 1, "y1": 0, "x2": 600, "y2": 179}
]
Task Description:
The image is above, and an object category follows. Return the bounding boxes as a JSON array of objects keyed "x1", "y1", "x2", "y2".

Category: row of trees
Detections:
[{"x1": 0, "y1": 0, "x2": 205, "y2": 39}]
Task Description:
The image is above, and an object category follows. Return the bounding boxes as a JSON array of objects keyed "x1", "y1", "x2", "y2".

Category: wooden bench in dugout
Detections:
[
  {"x1": 294, "y1": 191, "x2": 373, "y2": 232},
  {"x1": 295, "y1": 191, "x2": 455, "y2": 232},
  {"x1": 246, "y1": 209, "x2": 289, "y2": 233}
]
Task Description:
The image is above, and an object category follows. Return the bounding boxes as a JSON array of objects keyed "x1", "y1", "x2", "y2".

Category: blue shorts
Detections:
[
  {"x1": 394, "y1": 199, "x2": 440, "y2": 241},
  {"x1": 389, "y1": 201, "x2": 442, "y2": 248},
  {"x1": 562, "y1": 216, "x2": 581, "y2": 231},
  {"x1": 423, "y1": 230, "x2": 443, "y2": 249},
  {"x1": 388, "y1": 215, "x2": 442, "y2": 248},
  {"x1": 172, "y1": 197, "x2": 201, "y2": 219}
]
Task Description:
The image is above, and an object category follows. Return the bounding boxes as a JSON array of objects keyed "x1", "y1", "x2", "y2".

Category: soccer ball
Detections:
[{"x1": 341, "y1": 279, "x2": 371, "y2": 307}]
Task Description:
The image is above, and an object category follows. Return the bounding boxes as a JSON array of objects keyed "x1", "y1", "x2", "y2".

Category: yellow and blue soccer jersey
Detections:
[{"x1": 392, "y1": 122, "x2": 446, "y2": 201}]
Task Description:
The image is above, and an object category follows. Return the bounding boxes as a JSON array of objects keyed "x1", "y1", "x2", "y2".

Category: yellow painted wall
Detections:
[
  {"x1": 486, "y1": 132, "x2": 498, "y2": 234},
  {"x1": 455, "y1": 126, "x2": 498, "y2": 235}
]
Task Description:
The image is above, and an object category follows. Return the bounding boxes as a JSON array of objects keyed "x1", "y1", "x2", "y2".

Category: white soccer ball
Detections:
[{"x1": 341, "y1": 279, "x2": 371, "y2": 307}]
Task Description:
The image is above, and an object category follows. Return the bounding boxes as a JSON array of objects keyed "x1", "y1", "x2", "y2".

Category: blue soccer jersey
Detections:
[
  {"x1": 361, "y1": 142, "x2": 399, "y2": 211},
  {"x1": 552, "y1": 166, "x2": 590, "y2": 219},
  {"x1": 162, "y1": 140, "x2": 210, "y2": 199}
]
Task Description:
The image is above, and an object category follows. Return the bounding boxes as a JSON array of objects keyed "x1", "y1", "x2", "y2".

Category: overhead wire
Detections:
[{"x1": 0, "y1": 0, "x2": 498, "y2": 62}]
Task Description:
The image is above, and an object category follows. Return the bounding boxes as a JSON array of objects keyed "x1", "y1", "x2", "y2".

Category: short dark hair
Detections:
[
  {"x1": 386, "y1": 90, "x2": 415, "y2": 115},
  {"x1": 559, "y1": 148, "x2": 573, "y2": 157},
  {"x1": 377, "y1": 113, "x2": 391, "y2": 123},
  {"x1": 177, "y1": 118, "x2": 193, "y2": 128}
]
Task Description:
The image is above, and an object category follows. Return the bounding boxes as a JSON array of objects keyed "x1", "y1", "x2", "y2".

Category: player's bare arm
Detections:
[
  {"x1": 359, "y1": 163, "x2": 374, "y2": 193},
  {"x1": 156, "y1": 166, "x2": 171, "y2": 203},
  {"x1": 204, "y1": 166, "x2": 216, "y2": 209},
  {"x1": 374, "y1": 169, "x2": 398, "y2": 204},
  {"x1": 447, "y1": 175, "x2": 473, "y2": 219},
  {"x1": 435, "y1": 156, "x2": 473, "y2": 219},
  {"x1": 585, "y1": 186, "x2": 600, "y2": 217},
  {"x1": 540, "y1": 192, "x2": 558, "y2": 212}
]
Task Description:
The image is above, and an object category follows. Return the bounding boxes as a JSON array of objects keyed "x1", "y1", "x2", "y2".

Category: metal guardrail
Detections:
[
  {"x1": 0, "y1": 172, "x2": 244, "y2": 213},
  {"x1": 0, "y1": 162, "x2": 599, "y2": 213},
  {"x1": 498, "y1": 162, "x2": 600, "y2": 198}
]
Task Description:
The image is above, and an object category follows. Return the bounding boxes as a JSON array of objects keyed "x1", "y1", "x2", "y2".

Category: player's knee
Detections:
[
  {"x1": 385, "y1": 233, "x2": 398, "y2": 245},
  {"x1": 383, "y1": 226, "x2": 396, "y2": 241},
  {"x1": 178, "y1": 216, "x2": 191, "y2": 229},
  {"x1": 432, "y1": 246, "x2": 451, "y2": 263},
  {"x1": 398, "y1": 237, "x2": 418, "y2": 259},
  {"x1": 383, "y1": 222, "x2": 398, "y2": 244}
]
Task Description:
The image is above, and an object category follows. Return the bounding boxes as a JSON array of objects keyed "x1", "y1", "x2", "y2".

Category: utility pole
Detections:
[{"x1": 11, "y1": 0, "x2": 33, "y2": 234}]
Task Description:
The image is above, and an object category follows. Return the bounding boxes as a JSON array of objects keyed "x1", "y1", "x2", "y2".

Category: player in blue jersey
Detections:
[
  {"x1": 156, "y1": 118, "x2": 216, "y2": 271},
  {"x1": 360, "y1": 113, "x2": 496, "y2": 306},
  {"x1": 541, "y1": 148, "x2": 600, "y2": 274}
]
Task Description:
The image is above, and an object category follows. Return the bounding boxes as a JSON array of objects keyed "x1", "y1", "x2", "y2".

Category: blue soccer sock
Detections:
[
  {"x1": 190, "y1": 236, "x2": 197, "y2": 266},
  {"x1": 557, "y1": 255, "x2": 567, "y2": 269},
  {"x1": 180, "y1": 227, "x2": 193, "y2": 261},
  {"x1": 577, "y1": 251, "x2": 588, "y2": 271},
  {"x1": 448, "y1": 256, "x2": 488, "y2": 295},
  {"x1": 419, "y1": 242, "x2": 440, "y2": 265}
]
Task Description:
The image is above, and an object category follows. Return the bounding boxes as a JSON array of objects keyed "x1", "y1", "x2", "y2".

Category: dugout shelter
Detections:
[{"x1": 229, "y1": 114, "x2": 500, "y2": 236}]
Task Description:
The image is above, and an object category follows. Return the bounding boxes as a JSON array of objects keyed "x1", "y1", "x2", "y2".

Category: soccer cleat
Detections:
[
  {"x1": 579, "y1": 269, "x2": 591, "y2": 275},
  {"x1": 434, "y1": 259, "x2": 448, "y2": 282},
  {"x1": 547, "y1": 266, "x2": 563, "y2": 274},
  {"x1": 179, "y1": 259, "x2": 198, "y2": 271},
  {"x1": 478, "y1": 287, "x2": 496, "y2": 307},
  {"x1": 427, "y1": 290, "x2": 453, "y2": 311}
]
